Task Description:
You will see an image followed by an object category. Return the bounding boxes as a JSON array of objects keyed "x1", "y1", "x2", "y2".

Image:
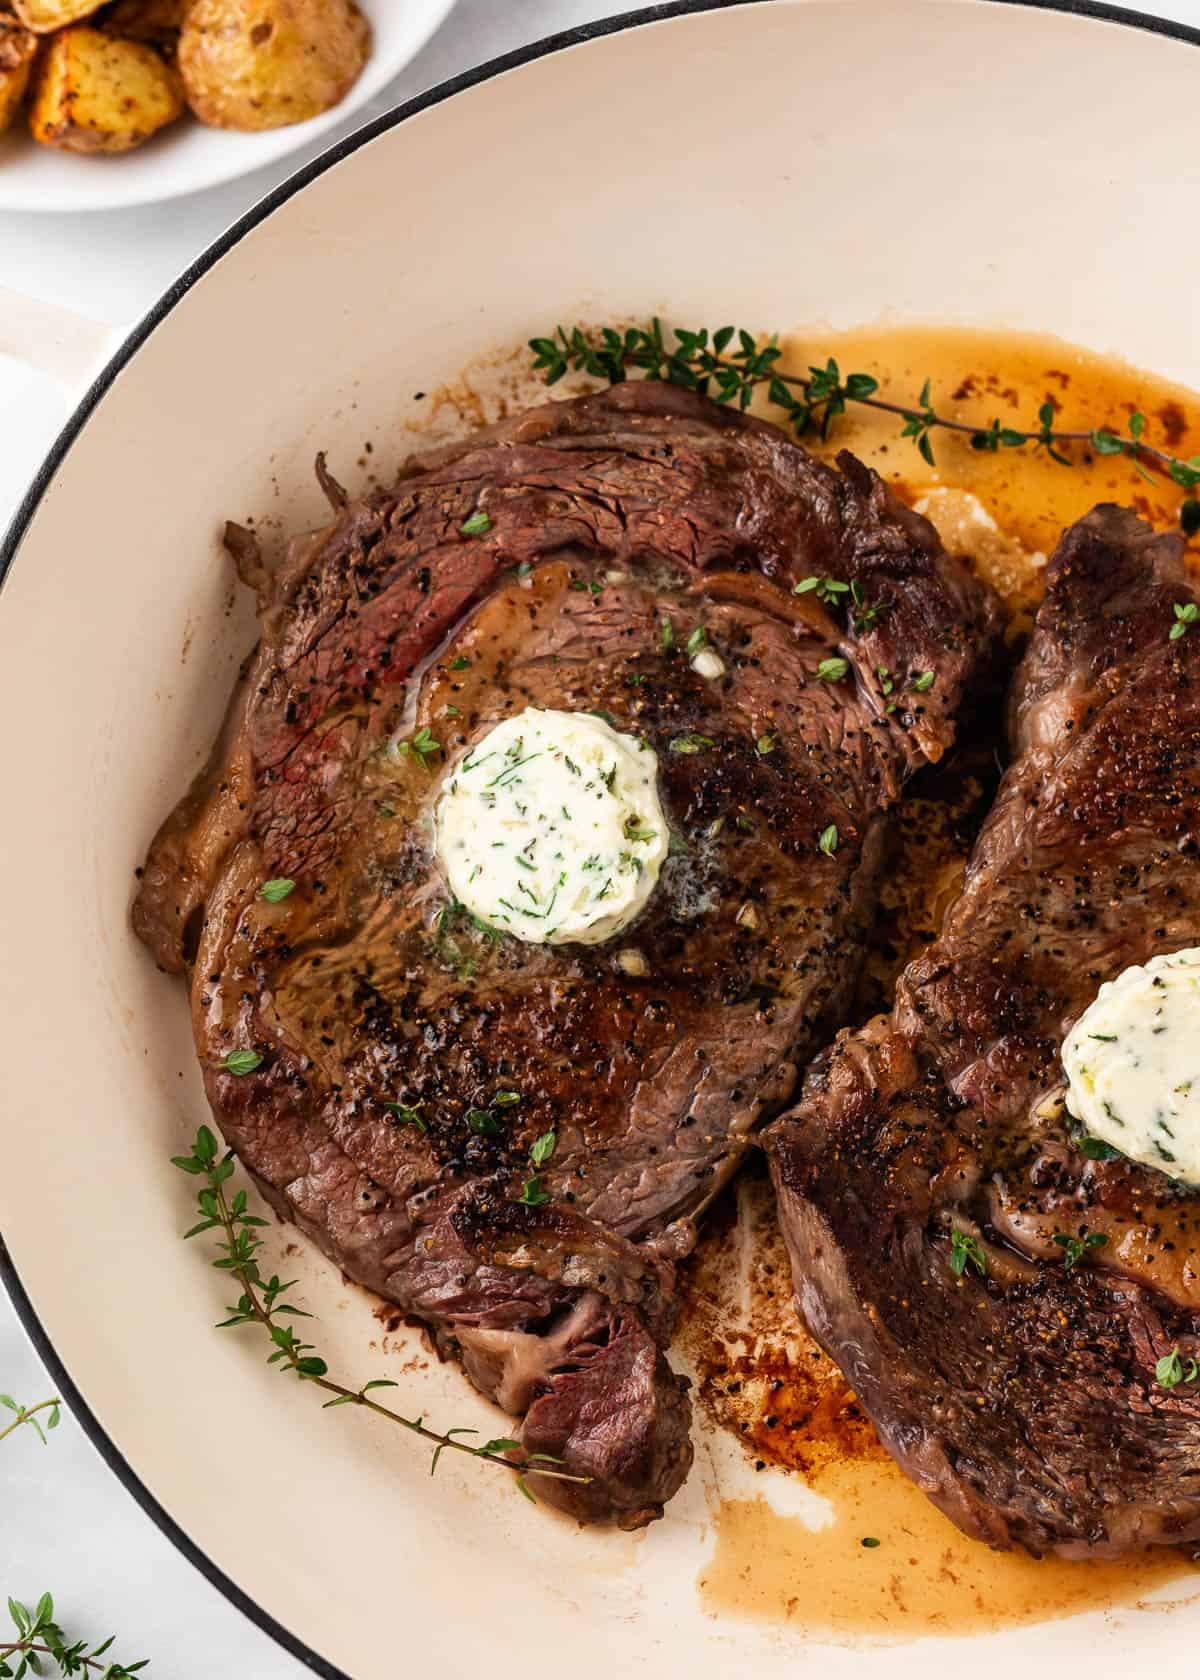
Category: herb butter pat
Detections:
[
  {"x1": 1063, "y1": 948, "x2": 1200, "y2": 1183},
  {"x1": 435, "y1": 707, "x2": 668, "y2": 945}
]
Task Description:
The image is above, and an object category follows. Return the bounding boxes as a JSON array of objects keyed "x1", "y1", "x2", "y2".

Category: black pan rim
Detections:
[{"x1": 2, "y1": 0, "x2": 1198, "y2": 1674}]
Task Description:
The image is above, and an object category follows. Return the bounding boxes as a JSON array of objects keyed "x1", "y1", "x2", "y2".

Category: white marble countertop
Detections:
[{"x1": 3, "y1": 0, "x2": 1200, "y2": 1672}]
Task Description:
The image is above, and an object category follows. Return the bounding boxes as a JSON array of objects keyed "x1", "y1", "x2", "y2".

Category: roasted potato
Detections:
[
  {"x1": 0, "y1": 15, "x2": 37, "y2": 132},
  {"x1": 178, "y1": 0, "x2": 368, "y2": 131},
  {"x1": 13, "y1": 0, "x2": 104, "y2": 33},
  {"x1": 29, "y1": 23, "x2": 184, "y2": 152},
  {"x1": 100, "y1": 0, "x2": 188, "y2": 55}
]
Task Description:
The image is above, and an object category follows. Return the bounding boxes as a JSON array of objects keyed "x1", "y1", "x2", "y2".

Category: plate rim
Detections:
[{"x1": 3, "y1": 0, "x2": 1199, "y2": 1671}]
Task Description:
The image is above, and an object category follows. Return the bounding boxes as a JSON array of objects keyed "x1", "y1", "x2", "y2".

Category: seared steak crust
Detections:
[
  {"x1": 134, "y1": 383, "x2": 996, "y2": 1524},
  {"x1": 768, "y1": 506, "x2": 1200, "y2": 1558}
]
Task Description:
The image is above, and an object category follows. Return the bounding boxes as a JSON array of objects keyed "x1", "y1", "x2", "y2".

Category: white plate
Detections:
[
  {"x1": 3, "y1": 3, "x2": 1200, "y2": 1677},
  {"x1": 0, "y1": 0, "x2": 457, "y2": 212}
]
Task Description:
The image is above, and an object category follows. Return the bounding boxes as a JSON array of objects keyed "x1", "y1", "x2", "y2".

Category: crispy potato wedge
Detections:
[
  {"x1": 178, "y1": 0, "x2": 369, "y2": 131},
  {"x1": 13, "y1": 0, "x2": 104, "y2": 33},
  {"x1": 100, "y1": 0, "x2": 187, "y2": 55},
  {"x1": 0, "y1": 15, "x2": 37, "y2": 133},
  {"x1": 29, "y1": 23, "x2": 184, "y2": 153}
]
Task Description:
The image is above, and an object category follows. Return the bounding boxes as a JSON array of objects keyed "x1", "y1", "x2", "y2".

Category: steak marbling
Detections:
[
  {"x1": 768, "y1": 505, "x2": 1200, "y2": 1557},
  {"x1": 134, "y1": 383, "x2": 996, "y2": 1525}
]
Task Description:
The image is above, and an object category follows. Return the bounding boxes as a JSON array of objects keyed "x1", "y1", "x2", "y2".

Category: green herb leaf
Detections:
[
  {"x1": 948, "y1": 1228, "x2": 987, "y2": 1278},
  {"x1": 395, "y1": 726, "x2": 442, "y2": 768},
  {"x1": 686, "y1": 626, "x2": 708, "y2": 655},
  {"x1": 1053, "y1": 1230, "x2": 1109, "y2": 1271},
  {"x1": 1157, "y1": 1347, "x2": 1186, "y2": 1389},
  {"x1": 1075, "y1": 1132, "x2": 1122, "y2": 1162},
  {"x1": 817, "y1": 823, "x2": 839, "y2": 857},
  {"x1": 460, "y1": 510, "x2": 491, "y2": 536},
  {"x1": 259, "y1": 877, "x2": 295, "y2": 904},
  {"x1": 817, "y1": 657, "x2": 850, "y2": 684},
  {"x1": 520, "y1": 1176, "x2": 551, "y2": 1207},
  {"x1": 530, "y1": 1130, "x2": 557, "y2": 1168},
  {"x1": 221, "y1": 1049, "x2": 263, "y2": 1076},
  {"x1": 669, "y1": 733, "x2": 716, "y2": 755},
  {"x1": 384, "y1": 1102, "x2": 427, "y2": 1133},
  {"x1": 755, "y1": 734, "x2": 777, "y2": 757},
  {"x1": 911, "y1": 671, "x2": 936, "y2": 693}
]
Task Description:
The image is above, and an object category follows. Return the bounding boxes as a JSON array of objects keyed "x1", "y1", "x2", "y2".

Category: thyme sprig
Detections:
[
  {"x1": 0, "y1": 1596, "x2": 146, "y2": 1679},
  {"x1": 172, "y1": 1126, "x2": 585, "y2": 1503},
  {"x1": 530, "y1": 321, "x2": 1200, "y2": 534},
  {"x1": 0, "y1": 1394, "x2": 60, "y2": 1447}
]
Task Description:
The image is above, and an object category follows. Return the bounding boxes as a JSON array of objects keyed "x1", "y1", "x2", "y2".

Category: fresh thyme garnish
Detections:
[
  {"x1": 794, "y1": 575, "x2": 850, "y2": 604},
  {"x1": 460, "y1": 511, "x2": 491, "y2": 537},
  {"x1": 384, "y1": 1102, "x2": 426, "y2": 1133},
  {"x1": 520, "y1": 1179, "x2": 551, "y2": 1207},
  {"x1": 530, "y1": 1130, "x2": 557, "y2": 1168},
  {"x1": 259, "y1": 877, "x2": 295, "y2": 904},
  {"x1": 1073, "y1": 1130, "x2": 1123, "y2": 1162},
  {"x1": 449, "y1": 655, "x2": 471, "y2": 671},
  {"x1": 530, "y1": 320, "x2": 1200, "y2": 534},
  {"x1": 660, "y1": 618, "x2": 675, "y2": 653},
  {"x1": 0, "y1": 1392, "x2": 60, "y2": 1447},
  {"x1": 755, "y1": 734, "x2": 777, "y2": 757},
  {"x1": 469, "y1": 1089, "x2": 521, "y2": 1136},
  {"x1": 817, "y1": 657, "x2": 849, "y2": 684},
  {"x1": 669, "y1": 733, "x2": 715, "y2": 755},
  {"x1": 876, "y1": 665, "x2": 895, "y2": 696},
  {"x1": 220, "y1": 1049, "x2": 263, "y2": 1076},
  {"x1": 0, "y1": 1594, "x2": 147, "y2": 1678},
  {"x1": 1156, "y1": 1346, "x2": 1200, "y2": 1390},
  {"x1": 1170, "y1": 601, "x2": 1199, "y2": 641},
  {"x1": 395, "y1": 726, "x2": 442, "y2": 770},
  {"x1": 850, "y1": 580, "x2": 886, "y2": 631},
  {"x1": 686, "y1": 626, "x2": 708, "y2": 655},
  {"x1": 1052, "y1": 1230, "x2": 1108, "y2": 1271},
  {"x1": 911, "y1": 671, "x2": 936, "y2": 694},
  {"x1": 860, "y1": 1536, "x2": 881, "y2": 1549},
  {"x1": 948, "y1": 1228, "x2": 988, "y2": 1277},
  {"x1": 171, "y1": 1127, "x2": 586, "y2": 1502},
  {"x1": 817, "y1": 823, "x2": 839, "y2": 857}
]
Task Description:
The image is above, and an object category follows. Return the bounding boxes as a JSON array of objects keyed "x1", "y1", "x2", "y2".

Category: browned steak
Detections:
[
  {"x1": 133, "y1": 383, "x2": 996, "y2": 1526},
  {"x1": 768, "y1": 505, "x2": 1200, "y2": 1558}
]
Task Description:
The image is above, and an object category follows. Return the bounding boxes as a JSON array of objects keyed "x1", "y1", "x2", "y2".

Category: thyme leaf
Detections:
[{"x1": 170, "y1": 1129, "x2": 590, "y2": 1503}]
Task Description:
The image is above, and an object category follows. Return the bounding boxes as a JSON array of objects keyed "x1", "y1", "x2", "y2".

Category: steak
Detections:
[
  {"x1": 768, "y1": 505, "x2": 1200, "y2": 1558},
  {"x1": 133, "y1": 382, "x2": 996, "y2": 1525}
]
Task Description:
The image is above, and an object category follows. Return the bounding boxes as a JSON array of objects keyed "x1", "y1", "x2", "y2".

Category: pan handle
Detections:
[{"x1": 0, "y1": 286, "x2": 120, "y2": 389}]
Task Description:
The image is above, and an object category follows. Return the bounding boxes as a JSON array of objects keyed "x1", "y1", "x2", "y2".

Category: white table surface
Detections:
[{"x1": 3, "y1": 0, "x2": 1199, "y2": 1672}]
